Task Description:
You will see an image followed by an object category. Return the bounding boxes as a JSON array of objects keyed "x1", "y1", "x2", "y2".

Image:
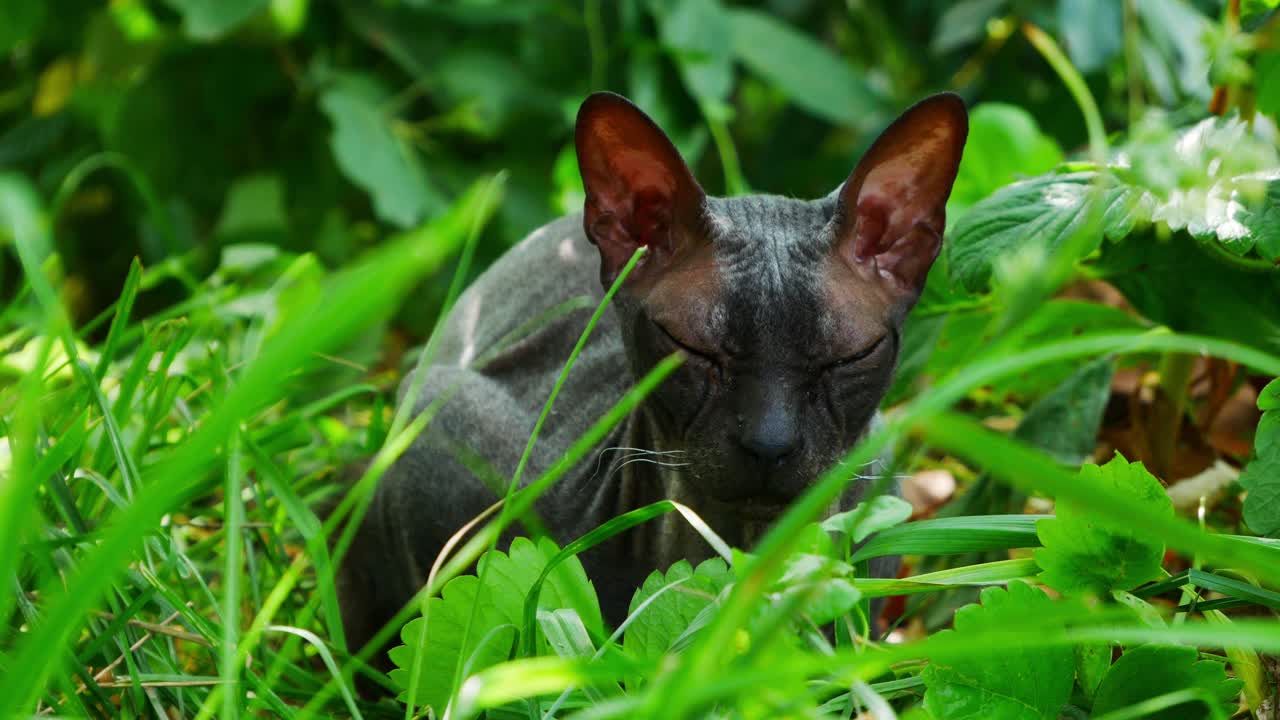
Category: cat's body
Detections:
[{"x1": 337, "y1": 92, "x2": 968, "y2": 666}]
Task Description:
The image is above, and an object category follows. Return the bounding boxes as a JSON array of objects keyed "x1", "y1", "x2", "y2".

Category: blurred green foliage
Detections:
[{"x1": 1, "y1": 0, "x2": 1261, "y2": 339}]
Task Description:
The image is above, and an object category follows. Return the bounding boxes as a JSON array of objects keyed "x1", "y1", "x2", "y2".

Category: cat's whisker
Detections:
[
  {"x1": 606, "y1": 456, "x2": 692, "y2": 483},
  {"x1": 591, "y1": 446, "x2": 688, "y2": 480}
]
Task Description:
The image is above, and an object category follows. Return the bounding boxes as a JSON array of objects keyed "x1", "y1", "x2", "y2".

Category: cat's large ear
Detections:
[
  {"x1": 833, "y1": 93, "x2": 968, "y2": 301},
  {"x1": 576, "y1": 92, "x2": 706, "y2": 285}
]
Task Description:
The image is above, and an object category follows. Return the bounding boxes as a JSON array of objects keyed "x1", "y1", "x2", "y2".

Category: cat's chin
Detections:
[{"x1": 725, "y1": 494, "x2": 795, "y2": 522}]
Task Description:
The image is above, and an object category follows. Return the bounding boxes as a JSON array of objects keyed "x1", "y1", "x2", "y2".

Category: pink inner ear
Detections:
[{"x1": 840, "y1": 96, "x2": 966, "y2": 293}]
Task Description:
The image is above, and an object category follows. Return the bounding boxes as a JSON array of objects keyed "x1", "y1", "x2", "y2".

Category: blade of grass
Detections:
[
  {"x1": 917, "y1": 412, "x2": 1280, "y2": 581},
  {"x1": 294, "y1": 351, "x2": 684, "y2": 720},
  {"x1": 647, "y1": 328, "x2": 1280, "y2": 719},
  {"x1": 221, "y1": 433, "x2": 245, "y2": 720},
  {"x1": 0, "y1": 177, "x2": 504, "y2": 715},
  {"x1": 93, "y1": 257, "x2": 143, "y2": 378},
  {"x1": 850, "y1": 515, "x2": 1047, "y2": 562},
  {"x1": 852, "y1": 558, "x2": 1041, "y2": 598},
  {"x1": 419, "y1": 246, "x2": 648, "y2": 719}
]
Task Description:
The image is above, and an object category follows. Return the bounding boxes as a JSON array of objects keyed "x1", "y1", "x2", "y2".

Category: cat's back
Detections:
[
  {"x1": 399, "y1": 213, "x2": 630, "y2": 481},
  {"x1": 429, "y1": 214, "x2": 607, "y2": 368}
]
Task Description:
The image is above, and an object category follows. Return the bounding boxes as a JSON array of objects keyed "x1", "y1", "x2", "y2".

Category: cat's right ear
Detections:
[{"x1": 576, "y1": 92, "x2": 706, "y2": 285}]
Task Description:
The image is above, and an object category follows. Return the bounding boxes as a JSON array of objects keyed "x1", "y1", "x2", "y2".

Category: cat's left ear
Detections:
[
  {"x1": 833, "y1": 93, "x2": 968, "y2": 300},
  {"x1": 576, "y1": 92, "x2": 706, "y2": 285}
]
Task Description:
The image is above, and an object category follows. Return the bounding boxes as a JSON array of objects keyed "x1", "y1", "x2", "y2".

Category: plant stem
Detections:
[{"x1": 1150, "y1": 351, "x2": 1196, "y2": 480}]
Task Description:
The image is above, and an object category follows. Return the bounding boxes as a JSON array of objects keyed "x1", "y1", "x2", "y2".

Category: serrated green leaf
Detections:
[
  {"x1": 623, "y1": 557, "x2": 733, "y2": 688},
  {"x1": 318, "y1": 75, "x2": 443, "y2": 229},
  {"x1": 948, "y1": 172, "x2": 1143, "y2": 292},
  {"x1": 387, "y1": 537, "x2": 601, "y2": 711},
  {"x1": 1036, "y1": 454, "x2": 1173, "y2": 595},
  {"x1": 822, "y1": 495, "x2": 913, "y2": 542},
  {"x1": 923, "y1": 582, "x2": 1075, "y2": 720},
  {"x1": 727, "y1": 8, "x2": 881, "y2": 129},
  {"x1": 1091, "y1": 644, "x2": 1242, "y2": 720}
]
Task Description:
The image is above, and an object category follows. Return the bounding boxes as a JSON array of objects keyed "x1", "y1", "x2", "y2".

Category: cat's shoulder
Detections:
[{"x1": 423, "y1": 212, "x2": 614, "y2": 369}]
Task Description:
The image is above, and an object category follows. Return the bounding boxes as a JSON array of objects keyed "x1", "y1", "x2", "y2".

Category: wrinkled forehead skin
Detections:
[{"x1": 642, "y1": 193, "x2": 898, "y2": 365}]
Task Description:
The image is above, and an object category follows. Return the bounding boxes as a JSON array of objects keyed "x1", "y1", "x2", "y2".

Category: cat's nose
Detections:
[
  {"x1": 740, "y1": 432, "x2": 800, "y2": 464},
  {"x1": 738, "y1": 411, "x2": 801, "y2": 465}
]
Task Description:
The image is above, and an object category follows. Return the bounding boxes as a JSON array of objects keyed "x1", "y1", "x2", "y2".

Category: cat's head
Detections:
[{"x1": 575, "y1": 92, "x2": 967, "y2": 516}]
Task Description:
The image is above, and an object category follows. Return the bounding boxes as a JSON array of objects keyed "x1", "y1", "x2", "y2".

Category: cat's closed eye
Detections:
[
  {"x1": 655, "y1": 323, "x2": 718, "y2": 365},
  {"x1": 828, "y1": 333, "x2": 889, "y2": 369}
]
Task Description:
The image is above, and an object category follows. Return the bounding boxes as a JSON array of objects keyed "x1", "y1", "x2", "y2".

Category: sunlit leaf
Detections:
[
  {"x1": 922, "y1": 582, "x2": 1075, "y2": 720},
  {"x1": 822, "y1": 495, "x2": 912, "y2": 542},
  {"x1": 1036, "y1": 455, "x2": 1172, "y2": 595},
  {"x1": 388, "y1": 537, "x2": 600, "y2": 711},
  {"x1": 623, "y1": 557, "x2": 733, "y2": 688}
]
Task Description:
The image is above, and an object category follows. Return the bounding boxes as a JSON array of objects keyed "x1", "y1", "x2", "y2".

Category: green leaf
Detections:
[
  {"x1": 1256, "y1": 50, "x2": 1280, "y2": 120},
  {"x1": 623, "y1": 558, "x2": 733, "y2": 684},
  {"x1": 727, "y1": 8, "x2": 882, "y2": 129},
  {"x1": 1091, "y1": 644, "x2": 1242, "y2": 720},
  {"x1": 1098, "y1": 231, "x2": 1280, "y2": 357},
  {"x1": 822, "y1": 495, "x2": 913, "y2": 542},
  {"x1": 387, "y1": 537, "x2": 601, "y2": 711},
  {"x1": 949, "y1": 103, "x2": 1063, "y2": 216},
  {"x1": 166, "y1": 0, "x2": 268, "y2": 40},
  {"x1": 537, "y1": 608, "x2": 620, "y2": 702},
  {"x1": 1074, "y1": 642, "x2": 1111, "y2": 703},
  {"x1": 0, "y1": 0, "x2": 44, "y2": 53},
  {"x1": 1241, "y1": 453, "x2": 1280, "y2": 537},
  {"x1": 318, "y1": 74, "x2": 443, "y2": 229},
  {"x1": 931, "y1": 0, "x2": 1009, "y2": 54},
  {"x1": 1135, "y1": 0, "x2": 1212, "y2": 101},
  {"x1": 951, "y1": 117, "x2": 1280, "y2": 294},
  {"x1": 1036, "y1": 454, "x2": 1173, "y2": 596},
  {"x1": 1013, "y1": 357, "x2": 1114, "y2": 465},
  {"x1": 1259, "y1": 377, "x2": 1280, "y2": 412},
  {"x1": 922, "y1": 582, "x2": 1075, "y2": 720},
  {"x1": 1057, "y1": 0, "x2": 1122, "y2": 74},
  {"x1": 948, "y1": 171, "x2": 1145, "y2": 292},
  {"x1": 215, "y1": 175, "x2": 289, "y2": 245},
  {"x1": 656, "y1": 0, "x2": 734, "y2": 105},
  {"x1": 781, "y1": 578, "x2": 862, "y2": 625}
]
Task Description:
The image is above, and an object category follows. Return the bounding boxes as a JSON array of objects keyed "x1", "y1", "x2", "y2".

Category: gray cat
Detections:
[{"x1": 337, "y1": 91, "x2": 968, "y2": 667}]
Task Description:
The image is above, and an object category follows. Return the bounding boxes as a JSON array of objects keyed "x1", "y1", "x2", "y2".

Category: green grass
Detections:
[{"x1": 5, "y1": 4, "x2": 1280, "y2": 718}]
